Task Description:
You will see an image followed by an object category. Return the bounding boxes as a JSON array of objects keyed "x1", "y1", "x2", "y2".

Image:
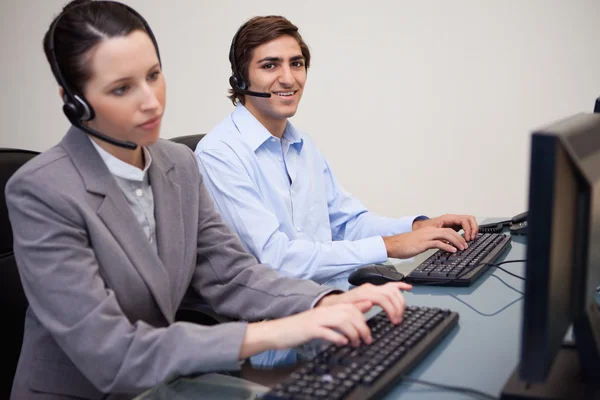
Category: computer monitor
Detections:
[
  {"x1": 595, "y1": 97, "x2": 600, "y2": 113},
  {"x1": 501, "y1": 112, "x2": 600, "y2": 399}
]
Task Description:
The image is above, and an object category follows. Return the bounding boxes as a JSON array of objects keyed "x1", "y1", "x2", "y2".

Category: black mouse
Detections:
[{"x1": 348, "y1": 265, "x2": 405, "y2": 286}]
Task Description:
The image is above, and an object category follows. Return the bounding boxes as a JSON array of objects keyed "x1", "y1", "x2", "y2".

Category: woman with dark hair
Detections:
[{"x1": 6, "y1": 1, "x2": 412, "y2": 399}]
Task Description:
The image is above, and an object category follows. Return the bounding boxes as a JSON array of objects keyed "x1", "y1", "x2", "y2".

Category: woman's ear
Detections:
[{"x1": 59, "y1": 86, "x2": 65, "y2": 101}]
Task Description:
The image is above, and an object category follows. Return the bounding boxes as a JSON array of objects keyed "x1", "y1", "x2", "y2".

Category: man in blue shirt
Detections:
[{"x1": 195, "y1": 16, "x2": 478, "y2": 284}]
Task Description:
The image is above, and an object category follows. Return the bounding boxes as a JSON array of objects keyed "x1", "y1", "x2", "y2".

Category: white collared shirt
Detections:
[{"x1": 89, "y1": 137, "x2": 157, "y2": 251}]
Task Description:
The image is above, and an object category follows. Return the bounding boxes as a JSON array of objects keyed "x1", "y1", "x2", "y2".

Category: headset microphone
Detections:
[
  {"x1": 228, "y1": 76, "x2": 271, "y2": 98},
  {"x1": 61, "y1": 96, "x2": 138, "y2": 149},
  {"x1": 228, "y1": 23, "x2": 271, "y2": 99},
  {"x1": 48, "y1": 1, "x2": 162, "y2": 150}
]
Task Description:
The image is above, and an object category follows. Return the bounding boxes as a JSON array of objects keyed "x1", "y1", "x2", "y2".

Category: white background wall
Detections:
[{"x1": 1, "y1": 0, "x2": 599, "y2": 220}]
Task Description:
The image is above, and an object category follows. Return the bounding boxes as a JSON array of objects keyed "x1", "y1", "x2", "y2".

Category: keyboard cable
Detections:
[
  {"x1": 445, "y1": 260, "x2": 527, "y2": 317},
  {"x1": 398, "y1": 374, "x2": 498, "y2": 400}
]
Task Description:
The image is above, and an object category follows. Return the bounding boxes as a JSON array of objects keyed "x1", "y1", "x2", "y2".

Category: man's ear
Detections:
[{"x1": 59, "y1": 86, "x2": 65, "y2": 101}]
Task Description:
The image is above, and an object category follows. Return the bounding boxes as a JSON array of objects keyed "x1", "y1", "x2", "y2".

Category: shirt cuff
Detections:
[
  {"x1": 354, "y1": 235, "x2": 389, "y2": 265},
  {"x1": 411, "y1": 215, "x2": 429, "y2": 230}
]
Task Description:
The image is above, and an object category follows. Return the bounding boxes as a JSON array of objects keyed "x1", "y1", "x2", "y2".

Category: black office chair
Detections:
[
  {"x1": 0, "y1": 148, "x2": 39, "y2": 400},
  {"x1": 168, "y1": 134, "x2": 235, "y2": 326},
  {"x1": 169, "y1": 134, "x2": 206, "y2": 152},
  {"x1": 594, "y1": 96, "x2": 600, "y2": 113}
]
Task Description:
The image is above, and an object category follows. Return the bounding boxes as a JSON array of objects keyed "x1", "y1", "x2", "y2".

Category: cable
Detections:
[
  {"x1": 448, "y1": 293, "x2": 523, "y2": 317},
  {"x1": 488, "y1": 274, "x2": 524, "y2": 295},
  {"x1": 399, "y1": 375, "x2": 498, "y2": 400},
  {"x1": 491, "y1": 265, "x2": 525, "y2": 280}
]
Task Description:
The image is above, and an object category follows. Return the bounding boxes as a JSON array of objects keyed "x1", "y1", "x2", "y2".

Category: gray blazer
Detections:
[{"x1": 6, "y1": 127, "x2": 334, "y2": 400}]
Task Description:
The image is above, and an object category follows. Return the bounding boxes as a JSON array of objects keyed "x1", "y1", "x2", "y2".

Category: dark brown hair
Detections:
[
  {"x1": 228, "y1": 15, "x2": 311, "y2": 105},
  {"x1": 43, "y1": 0, "x2": 150, "y2": 95}
]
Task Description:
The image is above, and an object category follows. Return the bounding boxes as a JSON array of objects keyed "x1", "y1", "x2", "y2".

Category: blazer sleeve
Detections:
[
  {"x1": 6, "y1": 171, "x2": 256, "y2": 394},
  {"x1": 185, "y1": 147, "x2": 339, "y2": 320}
]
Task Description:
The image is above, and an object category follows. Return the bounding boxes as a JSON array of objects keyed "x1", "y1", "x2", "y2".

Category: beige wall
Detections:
[{"x1": 2, "y1": 0, "x2": 599, "y2": 219}]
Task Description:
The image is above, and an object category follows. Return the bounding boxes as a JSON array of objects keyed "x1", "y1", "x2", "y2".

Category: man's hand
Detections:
[
  {"x1": 383, "y1": 226, "x2": 468, "y2": 259},
  {"x1": 316, "y1": 281, "x2": 412, "y2": 324},
  {"x1": 413, "y1": 214, "x2": 479, "y2": 241}
]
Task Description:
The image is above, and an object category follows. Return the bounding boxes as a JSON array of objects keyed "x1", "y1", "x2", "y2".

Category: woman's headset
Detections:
[{"x1": 47, "y1": 1, "x2": 161, "y2": 149}]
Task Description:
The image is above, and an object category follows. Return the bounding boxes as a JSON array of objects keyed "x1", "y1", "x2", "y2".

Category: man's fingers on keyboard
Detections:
[
  {"x1": 468, "y1": 216, "x2": 479, "y2": 240},
  {"x1": 441, "y1": 228, "x2": 467, "y2": 250},
  {"x1": 428, "y1": 240, "x2": 458, "y2": 253}
]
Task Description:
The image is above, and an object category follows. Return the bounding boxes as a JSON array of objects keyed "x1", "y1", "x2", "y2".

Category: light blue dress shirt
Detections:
[{"x1": 195, "y1": 104, "x2": 425, "y2": 284}]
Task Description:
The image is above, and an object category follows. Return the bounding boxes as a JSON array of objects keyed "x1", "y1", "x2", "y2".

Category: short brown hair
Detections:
[{"x1": 228, "y1": 16, "x2": 311, "y2": 105}]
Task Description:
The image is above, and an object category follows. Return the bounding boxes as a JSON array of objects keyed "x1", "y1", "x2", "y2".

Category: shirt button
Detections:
[
  {"x1": 296, "y1": 226, "x2": 301, "y2": 231},
  {"x1": 135, "y1": 189, "x2": 143, "y2": 197},
  {"x1": 278, "y1": 157, "x2": 283, "y2": 162},
  {"x1": 271, "y1": 137, "x2": 277, "y2": 142}
]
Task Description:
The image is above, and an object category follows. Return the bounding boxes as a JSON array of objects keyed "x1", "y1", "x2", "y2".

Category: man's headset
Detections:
[
  {"x1": 48, "y1": 1, "x2": 161, "y2": 149},
  {"x1": 228, "y1": 22, "x2": 271, "y2": 99}
]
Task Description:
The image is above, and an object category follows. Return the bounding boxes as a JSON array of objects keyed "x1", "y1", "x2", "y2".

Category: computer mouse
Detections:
[{"x1": 348, "y1": 265, "x2": 405, "y2": 286}]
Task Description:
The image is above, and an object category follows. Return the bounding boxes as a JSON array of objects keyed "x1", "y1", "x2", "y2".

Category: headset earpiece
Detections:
[
  {"x1": 62, "y1": 94, "x2": 94, "y2": 121},
  {"x1": 229, "y1": 23, "x2": 246, "y2": 92},
  {"x1": 74, "y1": 94, "x2": 94, "y2": 121},
  {"x1": 229, "y1": 74, "x2": 246, "y2": 91}
]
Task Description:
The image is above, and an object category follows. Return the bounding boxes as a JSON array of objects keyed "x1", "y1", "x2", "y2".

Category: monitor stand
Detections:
[{"x1": 500, "y1": 345, "x2": 600, "y2": 400}]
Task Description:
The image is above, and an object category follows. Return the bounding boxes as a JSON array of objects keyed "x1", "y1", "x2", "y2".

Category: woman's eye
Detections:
[{"x1": 111, "y1": 85, "x2": 129, "y2": 96}]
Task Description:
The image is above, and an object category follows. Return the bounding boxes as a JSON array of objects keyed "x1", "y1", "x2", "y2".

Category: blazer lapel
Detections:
[
  {"x1": 61, "y1": 127, "x2": 174, "y2": 323},
  {"x1": 147, "y1": 144, "x2": 186, "y2": 297}
]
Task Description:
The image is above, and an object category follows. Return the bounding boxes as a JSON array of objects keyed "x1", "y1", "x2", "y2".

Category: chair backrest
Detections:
[
  {"x1": 0, "y1": 148, "x2": 39, "y2": 399},
  {"x1": 169, "y1": 134, "x2": 206, "y2": 152}
]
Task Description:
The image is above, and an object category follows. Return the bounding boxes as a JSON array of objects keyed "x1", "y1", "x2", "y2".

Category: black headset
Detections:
[
  {"x1": 48, "y1": 1, "x2": 161, "y2": 149},
  {"x1": 228, "y1": 22, "x2": 271, "y2": 99}
]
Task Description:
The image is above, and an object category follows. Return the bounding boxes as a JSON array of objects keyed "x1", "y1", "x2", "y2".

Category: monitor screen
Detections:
[{"x1": 520, "y1": 112, "x2": 600, "y2": 383}]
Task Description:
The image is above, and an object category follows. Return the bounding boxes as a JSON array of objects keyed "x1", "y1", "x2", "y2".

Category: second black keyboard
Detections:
[
  {"x1": 262, "y1": 306, "x2": 459, "y2": 400},
  {"x1": 404, "y1": 232, "x2": 512, "y2": 286}
]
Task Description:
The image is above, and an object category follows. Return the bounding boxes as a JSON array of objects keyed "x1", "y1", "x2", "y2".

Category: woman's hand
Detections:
[
  {"x1": 316, "y1": 281, "x2": 412, "y2": 324},
  {"x1": 239, "y1": 281, "x2": 413, "y2": 359},
  {"x1": 239, "y1": 302, "x2": 372, "y2": 359}
]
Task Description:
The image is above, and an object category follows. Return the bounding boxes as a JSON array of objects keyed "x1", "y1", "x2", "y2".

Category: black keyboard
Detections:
[
  {"x1": 262, "y1": 306, "x2": 459, "y2": 400},
  {"x1": 404, "y1": 232, "x2": 511, "y2": 286}
]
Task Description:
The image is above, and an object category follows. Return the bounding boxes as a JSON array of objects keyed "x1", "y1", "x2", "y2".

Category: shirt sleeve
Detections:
[
  {"x1": 323, "y1": 158, "x2": 428, "y2": 240},
  {"x1": 196, "y1": 149, "x2": 392, "y2": 283}
]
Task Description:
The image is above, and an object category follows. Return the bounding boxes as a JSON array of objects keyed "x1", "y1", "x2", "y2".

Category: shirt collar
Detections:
[
  {"x1": 89, "y1": 136, "x2": 152, "y2": 182},
  {"x1": 231, "y1": 103, "x2": 304, "y2": 152},
  {"x1": 282, "y1": 122, "x2": 304, "y2": 152}
]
